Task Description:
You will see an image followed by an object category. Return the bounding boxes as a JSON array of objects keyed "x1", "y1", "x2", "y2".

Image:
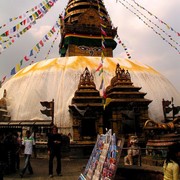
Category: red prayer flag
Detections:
[
  {"x1": 38, "y1": 10, "x2": 42, "y2": 15},
  {"x1": 24, "y1": 56, "x2": 29, "y2": 61},
  {"x1": 101, "y1": 27, "x2": 107, "y2": 36},
  {"x1": 39, "y1": 40, "x2": 44, "y2": 47},
  {"x1": 1, "y1": 76, "x2": 6, "y2": 84},
  {"x1": 96, "y1": 63, "x2": 103, "y2": 72},
  {"x1": 5, "y1": 31, "x2": 9, "y2": 36}
]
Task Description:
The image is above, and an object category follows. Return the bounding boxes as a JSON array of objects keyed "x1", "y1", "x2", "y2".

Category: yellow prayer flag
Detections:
[
  {"x1": 104, "y1": 98, "x2": 112, "y2": 109},
  {"x1": 32, "y1": 14, "x2": 37, "y2": 20},
  {"x1": 101, "y1": 51, "x2": 104, "y2": 59},
  {"x1": 48, "y1": 32, "x2": 52, "y2": 37},
  {"x1": 101, "y1": 35, "x2": 105, "y2": 41},
  {"x1": 45, "y1": 4, "x2": 50, "y2": 10},
  {"x1": 16, "y1": 24, "x2": 20, "y2": 30},
  {"x1": 101, "y1": 23, "x2": 106, "y2": 28},
  {"x1": 16, "y1": 63, "x2": 21, "y2": 72},
  {"x1": 33, "y1": 46, "x2": 38, "y2": 52}
]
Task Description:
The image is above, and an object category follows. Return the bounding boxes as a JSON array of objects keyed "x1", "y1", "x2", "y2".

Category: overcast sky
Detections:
[{"x1": 0, "y1": 0, "x2": 180, "y2": 92}]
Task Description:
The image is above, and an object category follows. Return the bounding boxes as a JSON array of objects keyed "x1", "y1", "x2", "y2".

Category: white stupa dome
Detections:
[{"x1": 0, "y1": 56, "x2": 179, "y2": 134}]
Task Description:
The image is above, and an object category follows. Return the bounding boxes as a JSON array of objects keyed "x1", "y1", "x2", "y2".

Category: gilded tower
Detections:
[{"x1": 59, "y1": 0, "x2": 117, "y2": 57}]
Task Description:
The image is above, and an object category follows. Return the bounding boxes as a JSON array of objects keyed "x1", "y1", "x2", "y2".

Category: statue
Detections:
[
  {"x1": 78, "y1": 67, "x2": 96, "y2": 88},
  {"x1": 0, "y1": 89, "x2": 7, "y2": 109},
  {"x1": 143, "y1": 118, "x2": 180, "y2": 133},
  {"x1": 124, "y1": 135, "x2": 140, "y2": 165},
  {"x1": 144, "y1": 118, "x2": 180, "y2": 160}
]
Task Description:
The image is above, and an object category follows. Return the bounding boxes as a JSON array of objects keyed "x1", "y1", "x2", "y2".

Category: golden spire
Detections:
[{"x1": 59, "y1": 0, "x2": 117, "y2": 57}]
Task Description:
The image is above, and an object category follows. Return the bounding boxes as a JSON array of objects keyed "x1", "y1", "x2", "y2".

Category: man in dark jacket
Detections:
[{"x1": 48, "y1": 125, "x2": 62, "y2": 178}]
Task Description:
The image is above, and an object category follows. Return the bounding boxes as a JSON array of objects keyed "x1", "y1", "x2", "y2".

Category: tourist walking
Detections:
[
  {"x1": 20, "y1": 130, "x2": 35, "y2": 178},
  {"x1": 48, "y1": 125, "x2": 62, "y2": 178},
  {"x1": 163, "y1": 144, "x2": 179, "y2": 180}
]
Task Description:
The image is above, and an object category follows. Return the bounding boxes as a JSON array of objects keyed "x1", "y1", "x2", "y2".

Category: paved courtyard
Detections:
[{"x1": 4, "y1": 158, "x2": 88, "y2": 180}]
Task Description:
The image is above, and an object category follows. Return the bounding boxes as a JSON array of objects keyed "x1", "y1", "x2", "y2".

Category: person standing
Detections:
[
  {"x1": 48, "y1": 125, "x2": 62, "y2": 178},
  {"x1": 163, "y1": 144, "x2": 179, "y2": 180},
  {"x1": 13, "y1": 132, "x2": 21, "y2": 171},
  {"x1": 20, "y1": 130, "x2": 35, "y2": 178}
]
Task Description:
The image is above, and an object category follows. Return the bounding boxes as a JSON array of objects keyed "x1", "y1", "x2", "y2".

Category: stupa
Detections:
[{"x1": 0, "y1": 0, "x2": 180, "y2": 138}]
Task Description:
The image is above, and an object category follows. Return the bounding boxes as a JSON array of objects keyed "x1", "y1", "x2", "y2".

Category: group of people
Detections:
[
  {"x1": 0, "y1": 132, "x2": 21, "y2": 178},
  {"x1": 19, "y1": 125, "x2": 62, "y2": 178},
  {"x1": 1, "y1": 125, "x2": 180, "y2": 179},
  {"x1": 19, "y1": 126, "x2": 180, "y2": 179},
  {"x1": 0, "y1": 125, "x2": 63, "y2": 179}
]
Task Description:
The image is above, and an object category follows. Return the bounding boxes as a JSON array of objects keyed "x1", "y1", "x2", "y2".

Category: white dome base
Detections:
[{"x1": 0, "y1": 56, "x2": 179, "y2": 135}]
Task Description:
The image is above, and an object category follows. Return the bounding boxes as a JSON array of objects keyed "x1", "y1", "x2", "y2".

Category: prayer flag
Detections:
[
  {"x1": 37, "y1": 10, "x2": 42, "y2": 15},
  {"x1": 24, "y1": 56, "x2": 29, "y2": 61},
  {"x1": 1, "y1": 76, "x2": 6, "y2": 84},
  {"x1": 39, "y1": 40, "x2": 44, "y2": 47},
  {"x1": 33, "y1": 46, "x2": 39, "y2": 52},
  {"x1": 13, "y1": 26, "x2": 16, "y2": 32},
  {"x1": 16, "y1": 64, "x2": 21, "y2": 72},
  {"x1": 20, "y1": 59, "x2": 23, "y2": 66},
  {"x1": 29, "y1": 49, "x2": 33, "y2": 56},
  {"x1": 101, "y1": 23, "x2": 106, "y2": 28},
  {"x1": 99, "y1": 68, "x2": 103, "y2": 76},
  {"x1": 99, "y1": 79, "x2": 104, "y2": 90},
  {"x1": 5, "y1": 31, "x2": 9, "y2": 36},
  {"x1": 49, "y1": 1, "x2": 54, "y2": 6},
  {"x1": 96, "y1": 63, "x2": 103, "y2": 72},
  {"x1": 102, "y1": 41, "x2": 105, "y2": 49},
  {"x1": 103, "y1": 88, "x2": 107, "y2": 99},
  {"x1": 101, "y1": 27, "x2": 107, "y2": 36},
  {"x1": 11, "y1": 67, "x2": 16, "y2": 75}
]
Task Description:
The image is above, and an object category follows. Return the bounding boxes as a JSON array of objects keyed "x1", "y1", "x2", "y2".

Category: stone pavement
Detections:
[
  {"x1": 4, "y1": 158, "x2": 88, "y2": 180},
  {"x1": 3, "y1": 157, "x2": 165, "y2": 180}
]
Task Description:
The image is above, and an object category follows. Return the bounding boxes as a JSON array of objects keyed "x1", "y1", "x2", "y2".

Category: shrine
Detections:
[
  {"x1": 69, "y1": 67, "x2": 103, "y2": 141},
  {"x1": 104, "y1": 63, "x2": 152, "y2": 138},
  {"x1": 0, "y1": 89, "x2": 11, "y2": 121}
]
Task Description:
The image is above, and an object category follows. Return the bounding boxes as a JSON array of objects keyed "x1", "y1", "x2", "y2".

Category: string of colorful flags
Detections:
[
  {"x1": 116, "y1": 0, "x2": 180, "y2": 54},
  {"x1": 115, "y1": 34, "x2": 131, "y2": 59},
  {"x1": 0, "y1": 0, "x2": 56, "y2": 30},
  {"x1": 44, "y1": 29, "x2": 60, "y2": 59},
  {"x1": 1, "y1": 18, "x2": 61, "y2": 84},
  {"x1": 95, "y1": 0, "x2": 107, "y2": 99},
  {"x1": 123, "y1": 0, "x2": 180, "y2": 49},
  {"x1": 0, "y1": 0, "x2": 59, "y2": 52},
  {"x1": 131, "y1": 0, "x2": 180, "y2": 37},
  {"x1": 95, "y1": 0, "x2": 131, "y2": 98}
]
